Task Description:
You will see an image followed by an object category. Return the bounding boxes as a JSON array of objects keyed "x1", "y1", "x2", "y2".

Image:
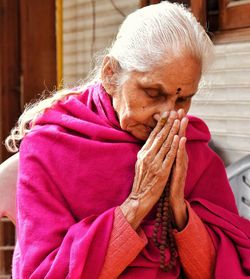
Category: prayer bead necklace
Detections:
[{"x1": 152, "y1": 182, "x2": 177, "y2": 272}]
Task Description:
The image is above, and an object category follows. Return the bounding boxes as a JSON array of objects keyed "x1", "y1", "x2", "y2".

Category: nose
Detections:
[{"x1": 153, "y1": 98, "x2": 176, "y2": 120}]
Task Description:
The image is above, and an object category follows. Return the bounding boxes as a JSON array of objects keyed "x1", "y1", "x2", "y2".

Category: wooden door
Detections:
[
  {"x1": 219, "y1": 0, "x2": 250, "y2": 30},
  {"x1": 0, "y1": 0, "x2": 57, "y2": 276}
]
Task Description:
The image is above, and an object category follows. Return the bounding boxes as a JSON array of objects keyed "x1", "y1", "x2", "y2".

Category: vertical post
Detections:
[
  {"x1": 150, "y1": 0, "x2": 161, "y2": 4},
  {"x1": 0, "y1": 0, "x2": 21, "y2": 163},
  {"x1": 0, "y1": 1, "x2": 20, "y2": 276},
  {"x1": 56, "y1": 0, "x2": 63, "y2": 89},
  {"x1": 19, "y1": 0, "x2": 57, "y2": 108},
  {"x1": 190, "y1": 0, "x2": 207, "y2": 28},
  {"x1": 140, "y1": 0, "x2": 150, "y2": 7},
  {"x1": 218, "y1": 0, "x2": 229, "y2": 30}
]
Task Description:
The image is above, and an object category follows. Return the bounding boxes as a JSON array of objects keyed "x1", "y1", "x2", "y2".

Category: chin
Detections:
[
  {"x1": 124, "y1": 123, "x2": 151, "y2": 141},
  {"x1": 130, "y1": 130, "x2": 150, "y2": 141}
]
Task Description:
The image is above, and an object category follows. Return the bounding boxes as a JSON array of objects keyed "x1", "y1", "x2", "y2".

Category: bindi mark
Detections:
[{"x1": 176, "y1": 87, "x2": 182, "y2": 95}]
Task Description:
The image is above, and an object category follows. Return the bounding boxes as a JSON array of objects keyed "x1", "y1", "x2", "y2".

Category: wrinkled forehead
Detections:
[{"x1": 138, "y1": 56, "x2": 202, "y2": 94}]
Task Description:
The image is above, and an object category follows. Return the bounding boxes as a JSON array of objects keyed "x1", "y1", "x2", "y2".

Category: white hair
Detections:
[
  {"x1": 109, "y1": 1, "x2": 213, "y2": 73},
  {"x1": 5, "y1": 1, "x2": 214, "y2": 152}
]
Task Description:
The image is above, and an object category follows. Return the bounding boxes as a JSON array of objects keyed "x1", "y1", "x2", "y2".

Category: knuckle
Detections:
[
  {"x1": 163, "y1": 140, "x2": 171, "y2": 150},
  {"x1": 138, "y1": 149, "x2": 149, "y2": 158},
  {"x1": 144, "y1": 150, "x2": 153, "y2": 159},
  {"x1": 156, "y1": 132, "x2": 165, "y2": 141},
  {"x1": 150, "y1": 130, "x2": 157, "y2": 138},
  {"x1": 139, "y1": 152, "x2": 152, "y2": 166},
  {"x1": 166, "y1": 150, "x2": 175, "y2": 160},
  {"x1": 150, "y1": 162, "x2": 160, "y2": 174},
  {"x1": 165, "y1": 121, "x2": 172, "y2": 130},
  {"x1": 137, "y1": 150, "x2": 144, "y2": 160},
  {"x1": 169, "y1": 126, "x2": 178, "y2": 136}
]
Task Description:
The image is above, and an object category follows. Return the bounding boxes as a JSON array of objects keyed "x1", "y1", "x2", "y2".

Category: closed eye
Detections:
[
  {"x1": 145, "y1": 89, "x2": 161, "y2": 98},
  {"x1": 176, "y1": 96, "x2": 192, "y2": 103}
]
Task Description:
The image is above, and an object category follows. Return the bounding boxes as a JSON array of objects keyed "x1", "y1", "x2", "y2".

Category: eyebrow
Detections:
[{"x1": 145, "y1": 83, "x2": 197, "y2": 98}]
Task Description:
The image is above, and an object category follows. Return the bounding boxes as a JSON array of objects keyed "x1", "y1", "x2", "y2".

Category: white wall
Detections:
[
  {"x1": 190, "y1": 42, "x2": 250, "y2": 165},
  {"x1": 63, "y1": 0, "x2": 139, "y2": 85}
]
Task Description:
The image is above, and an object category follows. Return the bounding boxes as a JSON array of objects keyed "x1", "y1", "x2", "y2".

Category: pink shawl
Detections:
[{"x1": 13, "y1": 83, "x2": 250, "y2": 278}]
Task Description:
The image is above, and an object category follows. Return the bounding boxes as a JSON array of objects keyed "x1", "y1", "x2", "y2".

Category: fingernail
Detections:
[
  {"x1": 183, "y1": 117, "x2": 189, "y2": 125},
  {"x1": 170, "y1": 110, "x2": 177, "y2": 118},
  {"x1": 174, "y1": 119, "x2": 180, "y2": 125},
  {"x1": 160, "y1": 117, "x2": 167, "y2": 125},
  {"x1": 177, "y1": 108, "x2": 183, "y2": 115},
  {"x1": 162, "y1": 111, "x2": 169, "y2": 118},
  {"x1": 153, "y1": 114, "x2": 160, "y2": 121},
  {"x1": 173, "y1": 135, "x2": 179, "y2": 141},
  {"x1": 160, "y1": 112, "x2": 169, "y2": 125}
]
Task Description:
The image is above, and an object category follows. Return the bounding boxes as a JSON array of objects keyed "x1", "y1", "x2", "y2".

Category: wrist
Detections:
[
  {"x1": 120, "y1": 198, "x2": 143, "y2": 230},
  {"x1": 171, "y1": 200, "x2": 188, "y2": 231}
]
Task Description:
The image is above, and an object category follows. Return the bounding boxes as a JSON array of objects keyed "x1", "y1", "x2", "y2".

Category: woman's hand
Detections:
[
  {"x1": 169, "y1": 116, "x2": 189, "y2": 231},
  {"x1": 120, "y1": 110, "x2": 184, "y2": 230}
]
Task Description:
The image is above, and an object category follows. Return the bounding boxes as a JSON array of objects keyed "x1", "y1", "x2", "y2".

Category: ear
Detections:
[{"x1": 101, "y1": 56, "x2": 120, "y2": 95}]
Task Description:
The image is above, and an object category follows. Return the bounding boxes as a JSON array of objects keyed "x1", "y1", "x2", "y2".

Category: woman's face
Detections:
[{"x1": 103, "y1": 55, "x2": 202, "y2": 141}]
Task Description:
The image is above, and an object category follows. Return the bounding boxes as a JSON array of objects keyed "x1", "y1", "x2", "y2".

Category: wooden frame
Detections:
[
  {"x1": 0, "y1": 1, "x2": 57, "y2": 276},
  {"x1": 219, "y1": 0, "x2": 250, "y2": 30},
  {"x1": 141, "y1": 0, "x2": 158, "y2": 7},
  {"x1": 56, "y1": 0, "x2": 63, "y2": 88},
  {"x1": 140, "y1": 0, "x2": 207, "y2": 28},
  {"x1": 213, "y1": 26, "x2": 250, "y2": 44},
  {"x1": 190, "y1": 0, "x2": 207, "y2": 27},
  {"x1": 20, "y1": 0, "x2": 57, "y2": 108},
  {"x1": 0, "y1": 0, "x2": 21, "y2": 163},
  {"x1": 0, "y1": 0, "x2": 57, "y2": 160}
]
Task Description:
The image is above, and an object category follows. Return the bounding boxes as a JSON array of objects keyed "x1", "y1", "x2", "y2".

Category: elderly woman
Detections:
[{"x1": 4, "y1": 2, "x2": 250, "y2": 279}]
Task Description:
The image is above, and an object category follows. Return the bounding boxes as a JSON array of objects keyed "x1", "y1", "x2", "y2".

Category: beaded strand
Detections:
[{"x1": 152, "y1": 182, "x2": 177, "y2": 272}]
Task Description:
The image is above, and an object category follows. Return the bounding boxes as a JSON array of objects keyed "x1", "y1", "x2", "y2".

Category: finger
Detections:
[
  {"x1": 154, "y1": 118, "x2": 180, "y2": 160},
  {"x1": 169, "y1": 137, "x2": 187, "y2": 195},
  {"x1": 176, "y1": 137, "x2": 187, "y2": 169},
  {"x1": 151, "y1": 116, "x2": 180, "y2": 158},
  {"x1": 177, "y1": 108, "x2": 185, "y2": 120},
  {"x1": 142, "y1": 111, "x2": 169, "y2": 151},
  {"x1": 162, "y1": 134, "x2": 180, "y2": 169},
  {"x1": 142, "y1": 110, "x2": 177, "y2": 153},
  {"x1": 174, "y1": 137, "x2": 188, "y2": 182},
  {"x1": 178, "y1": 117, "x2": 189, "y2": 138}
]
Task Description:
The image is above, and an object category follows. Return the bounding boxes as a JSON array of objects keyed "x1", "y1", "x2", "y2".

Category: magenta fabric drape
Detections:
[{"x1": 13, "y1": 83, "x2": 250, "y2": 278}]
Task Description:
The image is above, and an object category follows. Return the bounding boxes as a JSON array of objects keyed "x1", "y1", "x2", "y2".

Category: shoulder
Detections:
[
  {"x1": 186, "y1": 115, "x2": 211, "y2": 143},
  {"x1": 185, "y1": 115, "x2": 227, "y2": 191},
  {"x1": 186, "y1": 115, "x2": 223, "y2": 165}
]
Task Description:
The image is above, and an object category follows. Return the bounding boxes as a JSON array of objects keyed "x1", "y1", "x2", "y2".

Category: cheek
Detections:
[{"x1": 119, "y1": 107, "x2": 144, "y2": 129}]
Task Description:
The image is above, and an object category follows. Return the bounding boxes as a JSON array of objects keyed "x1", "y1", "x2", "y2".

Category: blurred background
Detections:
[{"x1": 0, "y1": 0, "x2": 250, "y2": 277}]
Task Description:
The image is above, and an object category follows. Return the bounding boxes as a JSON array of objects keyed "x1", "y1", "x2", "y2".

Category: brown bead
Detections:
[
  {"x1": 152, "y1": 234, "x2": 158, "y2": 240},
  {"x1": 157, "y1": 205, "x2": 162, "y2": 212},
  {"x1": 161, "y1": 236, "x2": 167, "y2": 242},
  {"x1": 152, "y1": 184, "x2": 177, "y2": 273},
  {"x1": 160, "y1": 263, "x2": 165, "y2": 269},
  {"x1": 162, "y1": 211, "x2": 168, "y2": 217},
  {"x1": 160, "y1": 244, "x2": 165, "y2": 253},
  {"x1": 162, "y1": 230, "x2": 167, "y2": 236},
  {"x1": 153, "y1": 227, "x2": 158, "y2": 232},
  {"x1": 160, "y1": 250, "x2": 165, "y2": 256}
]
